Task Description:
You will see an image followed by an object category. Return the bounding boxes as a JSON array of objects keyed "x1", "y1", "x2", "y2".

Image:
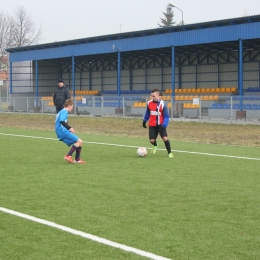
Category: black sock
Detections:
[
  {"x1": 153, "y1": 141, "x2": 157, "y2": 146},
  {"x1": 164, "y1": 140, "x2": 171, "y2": 154},
  {"x1": 67, "y1": 145, "x2": 77, "y2": 156},
  {"x1": 75, "y1": 147, "x2": 82, "y2": 160}
]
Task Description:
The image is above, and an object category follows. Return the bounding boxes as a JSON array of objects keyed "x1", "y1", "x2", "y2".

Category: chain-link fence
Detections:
[{"x1": 1, "y1": 95, "x2": 260, "y2": 124}]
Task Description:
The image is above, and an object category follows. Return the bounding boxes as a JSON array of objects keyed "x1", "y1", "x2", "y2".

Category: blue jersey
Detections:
[{"x1": 55, "y1": 109, "x2": 70, "y2": 140}]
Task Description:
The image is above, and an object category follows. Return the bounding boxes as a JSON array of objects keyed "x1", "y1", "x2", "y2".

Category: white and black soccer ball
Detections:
[{"x1": 137, "y1": 147, "x2": 147, "y2": 157}]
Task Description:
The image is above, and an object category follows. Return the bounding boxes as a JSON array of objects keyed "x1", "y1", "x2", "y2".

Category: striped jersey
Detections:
[{"x1": 143, "y1": 99, "x2": 169, "y2": 127}]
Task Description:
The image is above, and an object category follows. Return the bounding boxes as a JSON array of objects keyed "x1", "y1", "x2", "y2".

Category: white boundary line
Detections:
[
  {"x1": 0, "y1": 132, "x2": 260, "y2": 161},
  {"x1": 0, "y1": 207, "x2": 171, "y2": 260}
]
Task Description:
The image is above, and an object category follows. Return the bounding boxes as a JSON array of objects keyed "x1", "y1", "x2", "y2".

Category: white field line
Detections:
[
  {"x1": 0, "y1": 207, "x2": 172, "y2": 260},
  {"x1": 0, "y1": 132, "x2": 260, "y2": 161}
]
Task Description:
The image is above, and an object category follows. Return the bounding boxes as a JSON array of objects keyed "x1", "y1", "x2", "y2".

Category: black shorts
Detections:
[{"x1": 149, "y1": 125, "x2": 167, "y2": 140}]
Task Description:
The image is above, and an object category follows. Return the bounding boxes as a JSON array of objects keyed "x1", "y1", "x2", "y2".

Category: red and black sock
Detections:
[
  {"x1": 75, "y1": 147, "x2": 82, "y2": 161},
  {"x1": 67, "y1": 145, "x2": 77, "y2": 156}
]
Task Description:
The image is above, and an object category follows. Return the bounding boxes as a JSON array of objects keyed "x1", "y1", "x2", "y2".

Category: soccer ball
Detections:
[{"x1": 137, "y1": 147, "x2": 147, "y2": 157}]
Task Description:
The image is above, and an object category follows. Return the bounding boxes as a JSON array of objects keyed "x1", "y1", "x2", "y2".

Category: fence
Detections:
[{"x1": 1, "y1": 95, "x2": 260, "y2": 124}]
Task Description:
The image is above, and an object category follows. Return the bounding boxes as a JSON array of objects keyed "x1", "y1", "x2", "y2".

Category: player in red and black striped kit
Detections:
[{"x1": 142, "y1": 88, "x2": 173, "y2": 158}]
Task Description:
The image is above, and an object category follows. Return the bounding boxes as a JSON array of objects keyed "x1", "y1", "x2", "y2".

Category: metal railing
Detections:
[{"x1": 1, "y1": 95, "x2": 260, "y2": 124}]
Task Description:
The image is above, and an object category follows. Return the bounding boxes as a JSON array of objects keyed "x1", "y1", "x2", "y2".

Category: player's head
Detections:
[
  {"x1": 58, "y1": 79, "x2": 64, "y2": 87},
  {"x1": 151, "y1": 89, "x2": 160, "y2": 102},
  {"x1": 64, "y1": 99, "x2": 73, "y2": 111}
]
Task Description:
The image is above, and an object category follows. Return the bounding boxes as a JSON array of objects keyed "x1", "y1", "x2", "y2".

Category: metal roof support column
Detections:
[
  {"x1": 9, "y1": 62, "x2": 12, "y2": 94},
  {"x1": 171, "y1": 46, "x2": 175, "y2": 97},
  {"x1": 35, "y1": 60, "x2": 39, "y2": 106},
  {"x1": 238, "y1": 39, "x2": 243, "y2": 110},
  {"x1": 117, "y1": 50, "x2": 121, "y2": 108},
  {"x1": 72, "y1": 56, "x2": 75, "y2": 97},
  {"x1": 35, "y1": 60, "x2": 38, "y2": 97}
]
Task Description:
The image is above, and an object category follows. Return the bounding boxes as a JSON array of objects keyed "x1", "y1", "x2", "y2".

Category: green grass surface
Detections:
[{"x1": 0, "y1": 127, "x2": 260, "y2": 259}]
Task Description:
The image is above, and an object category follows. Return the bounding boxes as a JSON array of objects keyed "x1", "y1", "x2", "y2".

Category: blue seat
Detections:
[
  {"x1": 211, "y1": 103, "x2": 217, "y2": 109},
  {"x1": 217, "y1": 104, "x2": 223, "y2": 109},
  {"x1": 245, "y1": 104, "x2": 251, "y2": 110},
  {"x1": 222, "y1": 104, "x2": 229, "y2": 109},
  {"x1": 233, "y1": 104, "x2": 239, "y2": 109},
  {"x1": 247, "y1": 87, "x2": 253, "y2": 92},
  {"x1": 251, "y1": 104, "x2": 257, "y2": 110},
  {"x1": 251, "y1": 95, "x2": 257, "y2": 100},
  {"x1": 252, "y1": 87, "x2": 259, "y2": 92},
  {"x1": 257, "y1": 104, "x2": 260, "y2": 110}
]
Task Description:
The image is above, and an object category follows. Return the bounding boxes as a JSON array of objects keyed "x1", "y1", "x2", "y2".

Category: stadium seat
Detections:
[
  {"x1": 251, "y1": 104, "x2": 257, "y2": 110},
  {"x1": 211, "y1": 103, "x2": 217, "y2": 109},
  {"x1": 215, "y1": 88, "x2": 221, "y2": 92}
]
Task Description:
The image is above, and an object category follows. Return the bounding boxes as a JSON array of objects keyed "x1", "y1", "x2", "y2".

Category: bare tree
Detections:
[
  {"x1": 158, "y1": 4, "x2": 176, "y2": 27},
  {"x1": 12, "y1": 6, "x2": 42, "y2": 47},
  {"x1": 0, "y1": 6, "x2": 42, "y2": 72},
  {"x1": 0, "y1": 12, "x2": 13, "y2": 70}
]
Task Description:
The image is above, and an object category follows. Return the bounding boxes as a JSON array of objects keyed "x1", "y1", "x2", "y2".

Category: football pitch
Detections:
[{"x1": 0, "y1": 127, "x2": 260, "y2": 260}]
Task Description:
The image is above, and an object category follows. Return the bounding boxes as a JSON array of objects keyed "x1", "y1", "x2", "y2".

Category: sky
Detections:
[{"x1": 2, "y1": 0, "x2": 260, "y2": 44}]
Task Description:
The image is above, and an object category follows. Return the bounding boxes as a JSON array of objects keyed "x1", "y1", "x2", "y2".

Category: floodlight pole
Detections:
[{"x1": 168, "y1": 3, "x2": 184, "y2": 25}]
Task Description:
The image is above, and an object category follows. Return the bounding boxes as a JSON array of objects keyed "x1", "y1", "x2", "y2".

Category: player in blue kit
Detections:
[{"x1": 55, "y1": 99, "x2": 86, "y2": 164}]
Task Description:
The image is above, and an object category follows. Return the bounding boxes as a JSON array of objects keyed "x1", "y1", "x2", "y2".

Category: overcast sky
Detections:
[{"x1": 2, "y1": 0, "x2": 260, "y2": 44}]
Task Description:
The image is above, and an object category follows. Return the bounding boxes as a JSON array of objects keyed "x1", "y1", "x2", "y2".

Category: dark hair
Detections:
[
  {"x1": 58, "y1": 79, "x2": 64, "y2": 83},
  {"x1": 64, "y1": 99, "x2": 73, "y2": 107},
  {"x1": 151, "y1": 88, "x2": 160, "y2": 94}
]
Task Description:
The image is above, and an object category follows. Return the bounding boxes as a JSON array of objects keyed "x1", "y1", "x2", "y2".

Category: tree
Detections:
[
  {"x1": 0, "y1": 12, "x2": 13, "y2": 70},
  {"x1": 12, "y1": 6, "x2": 42, "y2": 47},
  {"x1": 158, "y1": 4, "x2": 176, "y2": 27},
  {"x1": 0, "y1": 6, "x2": 42, "y2": 71}
]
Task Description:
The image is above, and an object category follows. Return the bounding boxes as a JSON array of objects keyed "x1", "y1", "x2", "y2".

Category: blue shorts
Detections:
[{"x1": 60, "y1": 132, "x2": 79, "y2": 146}]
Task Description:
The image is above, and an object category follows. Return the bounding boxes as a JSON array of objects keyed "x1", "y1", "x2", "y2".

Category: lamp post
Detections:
[{"x1": 168, "y1": 3, "x2": 184, "y2": 25}]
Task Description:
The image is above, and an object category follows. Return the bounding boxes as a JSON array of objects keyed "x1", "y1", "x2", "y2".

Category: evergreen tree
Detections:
[{"x1": 158, "y1": 4, "x2": 176, "y2": 27}]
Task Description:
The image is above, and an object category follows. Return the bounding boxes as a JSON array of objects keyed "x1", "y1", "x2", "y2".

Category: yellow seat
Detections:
[
  {"x1": 196, "y1": 88, "x2": 201, "y2": 93},
  {"x1": 208, "y1": 95, "x2": 214, "y2": 100},
  {"x1": 174, "y1": 89, "x2": 178, "y2": 94},
  {"x1": 200, "y1": 88, "x2": 206, "y2": 93},
  {"x1": 213, "y1": 95, "x2": 219, "y2": 100},
  {"x1": 231, "y1": 87, "x2": 236, "y2": 92},
  {"x1": 206, "y1": 88, "x2": 211, "y2": 93},
  {"x1": 133, "y1": 102, "x2": 139, "y2": 107},
  {"x1": 178, "y1": 89, "x2": 183, "y2": 94},
  {"x1": 165, "y1": 89, "x2": 170, "y2": 94},
  {"x1": 186, "y1": 103, "x2": 191, "y2": 108},
  {"x1": 184, "y1": 96, "x2": 189, "y2": 101},
  {"x1": 210, "y1": 88, "x2": 216, "y2": 92},
  {"x1": 175, "y1": 95, "x2": 180, "y2": 101},
  {"x1": 183, "y1": 103, "x2": 187, "y2": 109},
  {"x1": 179, "y1": 96, "x2": 185, "y2": 101},
  {"x1": 188, "y1": 95, "x2": 193, "y2": 100},
  {"x1": 187, "y1": 88, "x2": 192, "y2": 93},
  {"x1": 167, "y1": 103, "x2": 172, "y2": 108},
  {"x1": 191, "y1": 88, "x2": 196, "y2": 93},
  {"x1": 182, "y1": 89, "x2": 187, "y2": 93},
  {"x1": 215, "y1": 88, "x2": 221, "y2": 92},
  {"x1": 220, "y1": 87, "x2": 226, "y2": 92},
  {"x1": 226, "y1": 87, "x2": 231, "y2": 92}
]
